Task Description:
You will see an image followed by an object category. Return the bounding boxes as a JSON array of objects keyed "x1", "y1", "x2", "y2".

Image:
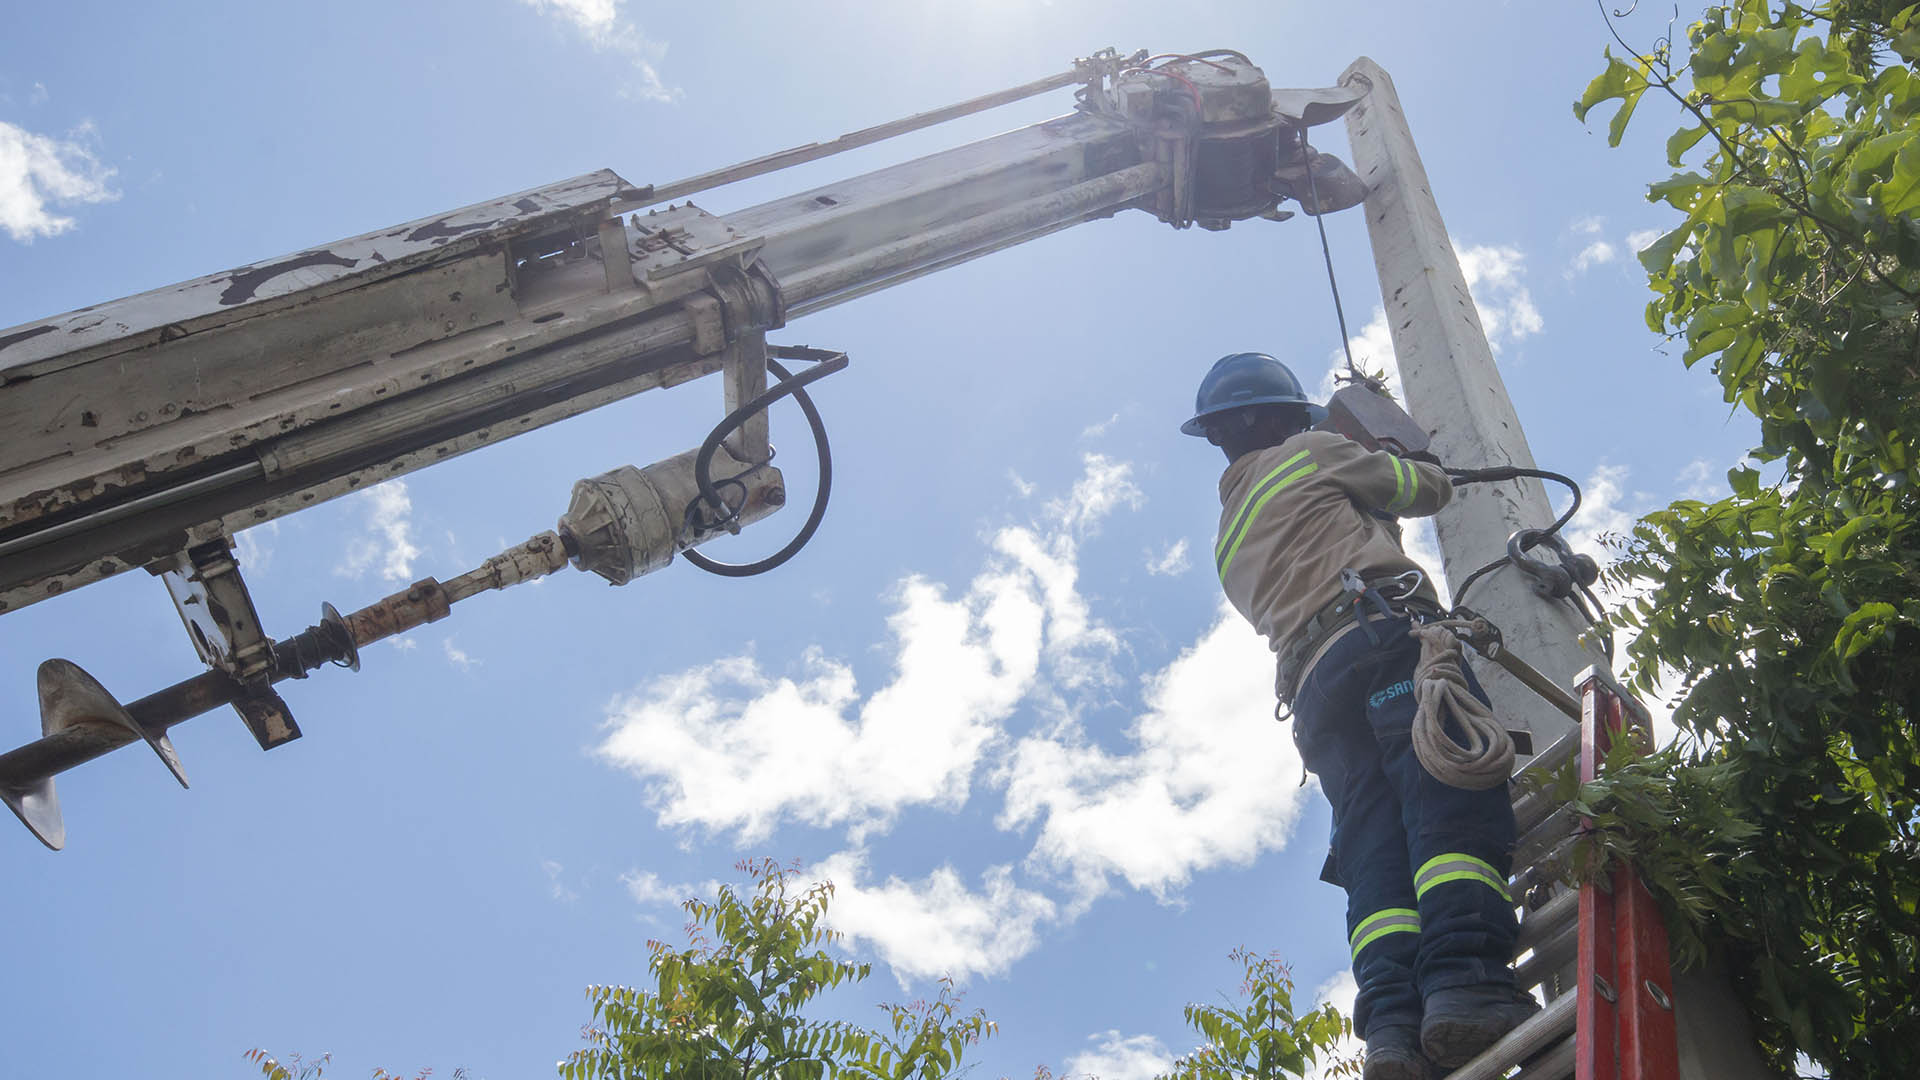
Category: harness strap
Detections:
[{"x1": 1276, "y1": 572, "x2": 1442, "y2": 706}]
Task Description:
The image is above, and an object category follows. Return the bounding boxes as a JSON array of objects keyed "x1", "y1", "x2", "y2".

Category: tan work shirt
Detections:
[{"x1": 1213, "y1": 430, "x2": 1452, "y2": 692}]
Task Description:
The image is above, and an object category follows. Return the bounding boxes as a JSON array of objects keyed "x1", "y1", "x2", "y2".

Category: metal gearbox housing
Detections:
[
  {"x1": 559, "y1": 446, "x2": 786, "y2": 585},
  {"x1": 1107, "y1": 55, "x2": 1369, "y2": 229}
]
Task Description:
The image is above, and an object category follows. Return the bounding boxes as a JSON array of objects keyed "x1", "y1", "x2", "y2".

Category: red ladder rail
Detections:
[{"x1": 1574, "y1": 673, "x2": 1680, "y2": 1080}]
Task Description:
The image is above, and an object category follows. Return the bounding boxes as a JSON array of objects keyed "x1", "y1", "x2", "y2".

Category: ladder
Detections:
[{"x1": 1443, "y1": 670, "x2": 1681, "y2": 1080}]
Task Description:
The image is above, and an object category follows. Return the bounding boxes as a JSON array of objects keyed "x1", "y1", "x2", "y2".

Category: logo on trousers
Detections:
[{"x1": 1368, "y1": 680, "x2": 1415, "y2": 710}]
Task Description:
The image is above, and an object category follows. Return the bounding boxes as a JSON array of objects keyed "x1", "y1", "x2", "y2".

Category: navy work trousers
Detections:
[{"x1": 1292, "y1": 616, "x2": 1519, "y2": 1038}]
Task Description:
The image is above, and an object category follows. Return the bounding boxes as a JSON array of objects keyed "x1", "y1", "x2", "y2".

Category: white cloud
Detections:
[
  {"x1": 338, "y1": 480, "x2": 421, "y2": 583},
  {"x1": 1081, "y1": 413, "x2": 1121, "y2": 440},
  {"x1": 812, "y1": 850, "x2": 1057, "y2": 984},
  {"x1": 339, "y1": 478, "x2": 426, "y2": 580},
  {"x1": 1563, "y1": 463, "x2": 1637, "y2": 563},
  {"x1": 1676, "y1": 457, "x2": 1721, "y2": 500},
  {"x1": 600, "y1": 457, "x2": 1321, "y2": 983},
  {"x1": 1063, "y1": 1030, "x2": 1176, "y2": 1080},
  {"x1": 1457, "y1": 243, "x2": 1543, "y2": 346},
  {"x1": 1571, "y1": 239, "x2": 1617, "y2": 275},
  {"x1": 444, "y1": 638, "x2": 480, "y2": 671},
  {"x1": 999, "y1": 604, "x2": 1310, "y2": 903},
  {"x1": 620, "y1": 869, "x2": 713, "y2": 908},
  {"x1": 1323, "y1": 306, "x2": 1399, "y2": 398},
  {"x1": 1627, "y1": 228, "x2": 1665, "y2": 254},
  {"x1": 389, "y1": 636, "x2": 419, "y2": 652},
  {"x1": 597, "y1": 455, "x2": 1138, "y2": 843},
  {"x1": 233, "y1": 521, "x2": 279, "y2": 576},
  {"x1": 29, "y1": 83, "x2": 48, "y2": 107},
  {"x1": 1009, "y1": 470, "x2": 1037, "y2": 498},
  {"x1": 521, "y1": 0, "x2": 679, "y2": 102},
  {"x1": 0, "y1": 119, "x2": 117, "y2": 242},
  {"x1": 1401, "y1": 519, "x2": 1449, "y2": 608},
  {"x1": 542, "y1": 859, "x2": 580, "y2": 903},
  {"x1": 1569, "y1": 218, "x2": 1615, "y2": 275},
  {"x1": 1326, "y1": 238, "x2": 1540, "y2": 391},
  {"x1": 1145, "y1": 539, "x2": 1191, "y2": 577}
]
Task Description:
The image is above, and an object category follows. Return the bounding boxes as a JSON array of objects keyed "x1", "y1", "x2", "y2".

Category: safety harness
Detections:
[
  {"x1": 1276, "y1": 568, "x2": 1440, "y2": 704},
  {"x1": 1281, "y1": 566, "x2": 1520, "y2": 793}
]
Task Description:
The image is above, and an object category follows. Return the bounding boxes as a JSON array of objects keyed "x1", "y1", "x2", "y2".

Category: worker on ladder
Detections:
[{"x1": 1183, "y1": 353, "x2": 1537, "y2": 1079}]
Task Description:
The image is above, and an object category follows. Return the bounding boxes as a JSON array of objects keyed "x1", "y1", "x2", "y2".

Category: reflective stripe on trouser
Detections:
[
  {"x1": 1415, "y1": 853, "x2": 1512, "y2": 903},
  {"x1": 1292, "y1": 618, "x2": 1519, "y2": 1037},
  {"x1": 1349, "y1": 907, "x2": 1421, "y2": 960}
]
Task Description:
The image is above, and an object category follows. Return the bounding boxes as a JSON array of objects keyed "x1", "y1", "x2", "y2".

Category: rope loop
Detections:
[{"x1": 1408, "y1": 620, "x2": 1514, "y2": 790}]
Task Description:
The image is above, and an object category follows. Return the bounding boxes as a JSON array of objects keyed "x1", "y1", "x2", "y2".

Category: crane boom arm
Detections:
[{"x1": 0, "y1": 51, "x2": 1364, "y2": 615}]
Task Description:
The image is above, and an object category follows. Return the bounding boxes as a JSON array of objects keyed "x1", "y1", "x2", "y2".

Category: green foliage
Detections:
[
  {"x1": 1153, "y1": 949, "x2": 1359, "y2": 1080},
  {"x1": 1576, "y1": 2, "x2": 1920, "y2": 1075},
  {"x1": 560, "y1": 859, "x2": 994, "y2": 1080},
  {"x1": 244, "y1": 1049, "x2": 467, "y2": 1080},
  {"x1": 245, "y1": 1050, "x2": 333, "y2": 1080}
]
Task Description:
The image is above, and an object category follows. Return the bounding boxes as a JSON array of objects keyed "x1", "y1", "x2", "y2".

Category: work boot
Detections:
[
  {"x1": 1363, "y1": 1024, "x2": 1431, "y2": 1080},
  {"x1": 1419, "y1": 985, "x2": 1541, "y2": 1068}
]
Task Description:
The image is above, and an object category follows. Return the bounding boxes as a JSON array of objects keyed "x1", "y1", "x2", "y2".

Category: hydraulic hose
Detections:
[{"x1": 682, "y1": 352, "x2": 848, "y2": 578}]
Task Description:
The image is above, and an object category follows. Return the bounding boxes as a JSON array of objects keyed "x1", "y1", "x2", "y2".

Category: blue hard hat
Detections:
[{"x1": 1180, "y1": 352, "x2": 1327, "y2": 436}]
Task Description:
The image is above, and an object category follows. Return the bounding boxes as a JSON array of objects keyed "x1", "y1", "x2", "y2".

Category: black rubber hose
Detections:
[
  {"x1": 1442, "y1": 465, "x2": 1583, "y2": 534},
  {"x1": 1441, "y1": 465, "x2": 1584, "y2": 609},
  {"x1": 681, "y1": 354, "x2": 847, "y2": 578}
]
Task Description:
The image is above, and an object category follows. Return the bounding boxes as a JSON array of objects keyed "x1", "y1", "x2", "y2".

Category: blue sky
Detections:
[{"x1": 0, "y1": 2, "x2": 1753, "y2": 1078}]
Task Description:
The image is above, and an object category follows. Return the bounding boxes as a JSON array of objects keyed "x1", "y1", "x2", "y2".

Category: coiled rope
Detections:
[{"x1": 1409, "y1": 620, "x2": 1514, "y2": 790}]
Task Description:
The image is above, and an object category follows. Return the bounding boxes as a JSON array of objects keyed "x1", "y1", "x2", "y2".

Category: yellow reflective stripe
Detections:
[
  {"x1": 1348, "y1": 907, "x2": 1421, "y2": 959},
  {"x1": 1414, "y1": 853, "x2": 1512, "y2": 902},
  {"x1": 1215, "y1": 450, "x2": 1312, "y2": 564},
  {"x1": 1384, "y1": 454, "x2": 1421, "y2": 514},
  {"x1": 1386, "y1": 455, "x2": 1410, "y2": 512},
  {"x1": 1216, "y1": 464, "x2": 1319, "y2": 580}
]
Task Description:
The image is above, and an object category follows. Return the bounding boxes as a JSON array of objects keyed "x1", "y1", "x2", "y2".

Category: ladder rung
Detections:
[
  {"x1": 1513, "y1": 803, "x2": 1577, "y2": 870},
  {"x1": 1512, "y1": 784, "x2": 1562, "y2": 836},
  {"x1": 1512, "y1": 918, "x2": 1577, "y2": 995},
  {"x1": 1442, "y1": 990, "x2": 1575, "y2": 1080},
  {"x1": 1510, "y1": 727, "x2": 1579, "y2": 833},
  {"x1": 1510, "y1": 837, "x2": 1574, "y2": 901},
  {"x1": 1514, "y1": 887, "x2": 1578, "y2": 956},
  {"x1": 1510, "y1": 1033, "x2": 1575, "y2": 1080},
  {"x1": 1514, "y1": 726, "x2": 1579, "y2": 786}
]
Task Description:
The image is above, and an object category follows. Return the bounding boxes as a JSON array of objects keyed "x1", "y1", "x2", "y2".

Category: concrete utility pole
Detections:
[
  {"x1": 1338, "y1": 57, "x2": 1777, "y2": 1080},
  {"x1": 1337, "y1": 58, "x2": 1594, "y2": 751}
]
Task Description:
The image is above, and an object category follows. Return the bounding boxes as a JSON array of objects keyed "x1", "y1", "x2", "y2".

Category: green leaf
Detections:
[
  {"x1": 1666, "y1": 124, "x2": 1711, "y2": 166},
  {"x1": 1894, "y1": 24, "x2": 1920, "y2": 63},
  {"x1": 1836, "y1": 602, "x2": 1900, "y2": 659},
  {"x1": 1873, "y1": 134, "x2": 1920, "y2": 219},
  {"x1": 1575, "y1": 51, "x2": 1651, "y2": 147},
  {"x1": 1720, "y1": 186, "x2": 1795, "y2": 233},
  {"x1": 1648, "y1": 171, "x2": 1711, "y2": 210},
  {"x1": 1637, "y1": 222, "x2": 1693, "y2": 273},
  {"x1": 1780, "y1": 37, "x2": 1856, "y2": 104}
]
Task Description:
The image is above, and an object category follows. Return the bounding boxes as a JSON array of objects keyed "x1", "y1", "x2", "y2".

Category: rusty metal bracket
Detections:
[
  {"x1": 1448, "y1": 607, "x2": 1583, "y2": 725},
  {"x1": 345, "y1": 577, "x2": 452, "y2": 644},
  {"x1": 232, "y1": 690, "x2": 301, "y2": 751}
]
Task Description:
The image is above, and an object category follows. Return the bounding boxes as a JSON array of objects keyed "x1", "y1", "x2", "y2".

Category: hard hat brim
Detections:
[{"x1": 1180, "y1": 399, "x2": 1327, "y2": 438}]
